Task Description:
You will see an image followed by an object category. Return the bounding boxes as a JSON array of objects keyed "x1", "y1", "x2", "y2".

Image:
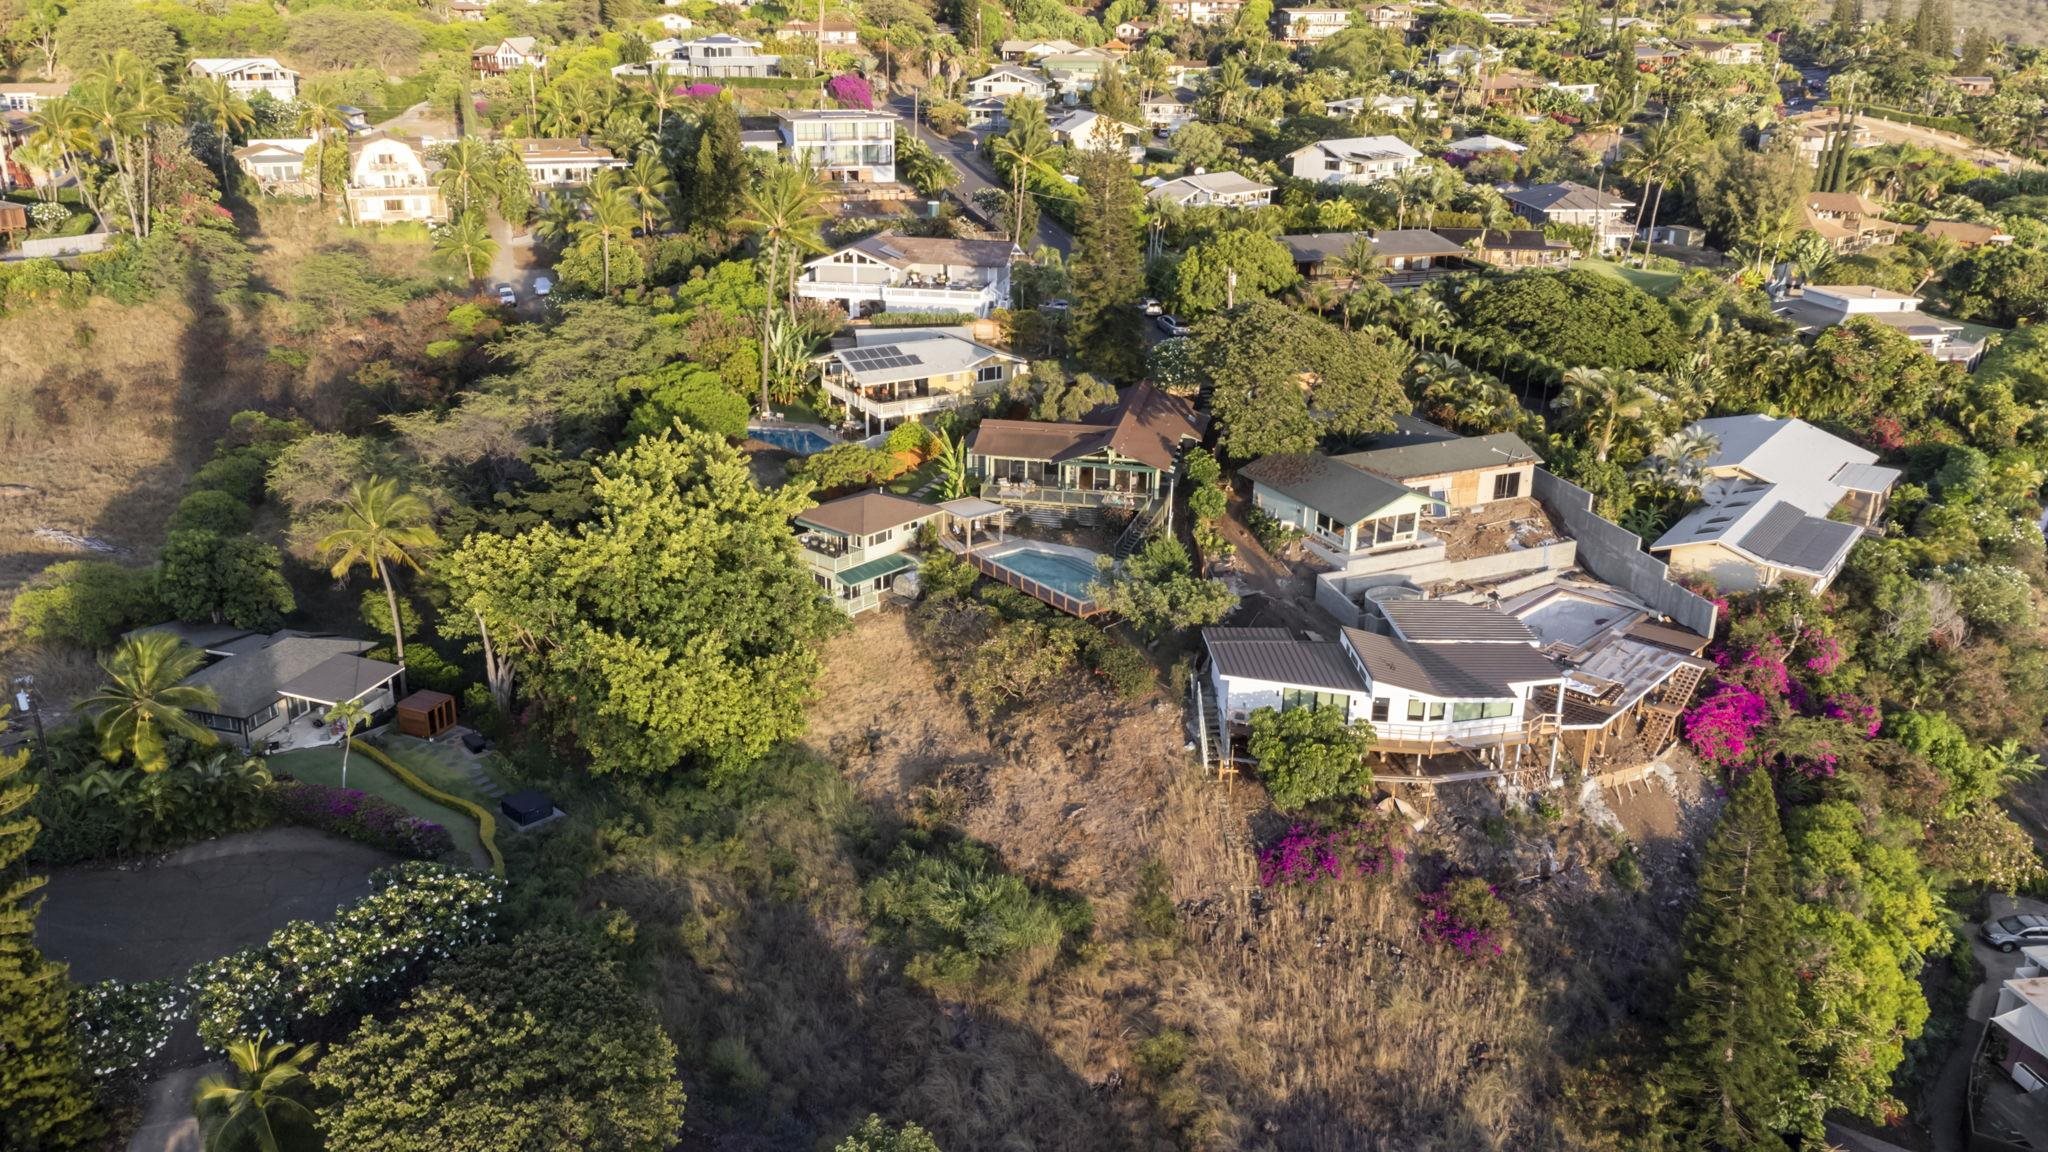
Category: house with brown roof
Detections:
[
  {"x1": 968, "y1": 383, "x2": 1205, "y2": 516},
  {"x1": 1505, "y1": 181, "x2": 1635, "y2": 253},
  {"x1": 510, "y1": 137, "x2": 627, "y2": 186},
  {"x1": 1944, "y1": 75, "x2": 1995, "y2": 97},
  {"x1": 1802, "y1": 191, "x2": 1903, "y2": 254},
  {"x1": 793, "y1": 490, "x2": 943, "y2": 614},
  {"x1": 1431, "y1": 227, "x2": 1573, "y2": 268},
  {"x1": 1919, "y1": 219, "x2": 2013, "y2": 248},
  {"x1": 796, "y1": 232, "x2": 1019, "y2": 318}
]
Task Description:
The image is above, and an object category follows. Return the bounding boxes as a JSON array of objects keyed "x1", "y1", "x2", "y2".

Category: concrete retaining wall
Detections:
[{"x1": 1532, "y1": 468, "x2": 1720, "y2": 638}]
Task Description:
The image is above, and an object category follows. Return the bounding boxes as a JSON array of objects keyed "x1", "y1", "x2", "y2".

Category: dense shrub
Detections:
[
  {"x1": 266, "y1": 776, "x2": 455, "y2": 860},
  {"x1": 1417, "y1": 876, "x2": 1508, "y2": 958},
  {"x1": 1258, "y1": 817, "x2": 1405, "y2": 888},
  {"x1": 862, "y1": 834, "x2": 1092, "y2": 998},
  {"x1": 8, "y1": 560, "x2": 162, "y2": 650},
  {"x1": 28, "y1": 753, "x2": 274, "y2": 865},
  {"x1": 1246, "y1": 705, "x2": 1378, "y2": 811},
  {"x1": 70, "y1": 979, "x2": 180, "y2": 1089},
  {"x1": 165, "y1": 489, "x2": 254, "y2": 536}
]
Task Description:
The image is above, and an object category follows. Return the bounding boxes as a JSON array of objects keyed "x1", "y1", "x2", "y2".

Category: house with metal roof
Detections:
[
  {"x1": 1286, "y1": 135, "x2": 1423, "y2": 185},
  {"x1": 969, "y1": 383, "x2": 1205, "y2": 518},
  {"x1": 188, "y1": 57, "x2": 299, "y2": 102},
  {"x1": 615, "y1": 33, "x2": 781, "y2": 78},
  {"x1": 1282, "y1": 230, "x2": 1470, "y2": 285},
  {"x1": 1201, "y1": 602, "x2": 1568, "y2": 760},
  {"x1": 1051, "y1": 108, "x2": 1144, "y2": 158},
  {"x1": 509, "y1": 137, "x2": 628, "y2": 186},
  {"x1": 1772, "y1": 284, "x2": 1986, "y2": 367},
  {"x1": 793, "y1": 491, "x2": 943, "y2": 614},
  {"x1": 1649, "y1": 415, "x2": 1900, "y2": 594},
  {"x1": 795, "y1": 233, "x2": 1019, "y2": 318},
  {"x1": 150, "y1": 629, "x2": 403, "y2": 750},
  {"x1": 1145, "y1": 171, "x2": 1275, "y2": 209},
  {"x1": 814, "y1": 327, "x2": 1025, "y2": 435},
  {"x1": 1337, "y1": 430, "x2": 1542, "y2": 513},
  {"x1": 967, "y1": 65, "x2": 1052, "y2": 101},
  {"x1": 1240, "y1": 452, "x2": 1436, "y2": 567}
]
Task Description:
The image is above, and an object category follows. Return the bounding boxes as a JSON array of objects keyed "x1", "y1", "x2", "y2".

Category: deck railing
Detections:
[
  {"x1": 961, "y1": 548, "x2": 1102, "y2": 617},
  {"x1": 978, "y1": 481, "x2": 1147, "y2": 510}
]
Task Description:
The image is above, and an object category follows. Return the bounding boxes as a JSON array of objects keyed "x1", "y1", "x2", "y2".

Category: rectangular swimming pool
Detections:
[
  {"x1": 750, "y1": 426, "x2": 835, "y2": 455},
  {"x1": 975, "y1": 544, "x2": 1110, "y2": 617}
]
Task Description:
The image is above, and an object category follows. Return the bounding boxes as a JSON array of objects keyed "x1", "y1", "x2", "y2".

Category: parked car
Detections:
[
  {"x1": 532, "y1": 276, "x2": 552, "y2": 297},
  {"x1": 1982, "y1": 914, "x2": 2048, "y2": 952},
  {"x1": 1156, "y1": 313, "x2": 1191, "y2": 337},
  {"x1": 495, "y1": 283, "x2": 517, "y2": 307},
  {"x1": 1140, "y1": 297, "x2": 1163, "y2": 315}
]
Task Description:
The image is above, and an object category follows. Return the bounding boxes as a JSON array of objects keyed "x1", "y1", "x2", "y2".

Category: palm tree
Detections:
[
  {"x1": 641, "y1": 71, "x2": 679, "y2": 136},
  {"x1": 1293, "y1": 280, "x2": 1338, "y2": 318},
  {"x1": 193, "y1": 1035, "x2": 319, "y2": 1152},
  {"x1": 1554, "y1": 366, "x2": 1652, "y2": 462},
  {"x1": 1786, "y1": 230, "x2": 1835, "y2": 284},
  {"x1": 569, "y1": 184, "x2": 639, "y2": 293},
  {"x1": 189, "y1": 75, "x2": 253, "y2": 190},
  {"x1": 990, "y1": 120, "x2": 1060, "y2": 246},
  {"x1": 1636, "y1": 427, "x2": 1719, "y2": 495},
  {"x1": 316, "y1": 478, "x2": 440, "y2": 687},
  {"x1": 324, "y1": 701, "x2": 370, "y2": 789},
  {"x1": 531, "y1": 190, "x2": 582, "y2": 253},
  {"x1": 293, "y1": 81, "x2": 349, "y2": 206},
  {"x1": 70, "y1": 60, "x2": 146, "y2": 234},
  {"x1": 732, "y1": 162, "x2": 831, "y2": 304},
  {"x1": 434, "y1": 209, "x2": 498, "y2": 283},
  {"x1": 83, "y1": 634, "x2": 220, "y2": 773},
  {"x1": 1334, "y1": 234, "x2": 1385, "y2": 291},
  {"x1": 25, "y1": 96, "x2": 103, "y2": 226},
  {"x1": 619, "y1": 150, "x2": 675, "y2": 234},
  {"x1": 1622, "y1": 115, "x2": 1699, "y2": 262},
  {"x1": 432, "y1": 136, "x2": 499, "y2": 217}
]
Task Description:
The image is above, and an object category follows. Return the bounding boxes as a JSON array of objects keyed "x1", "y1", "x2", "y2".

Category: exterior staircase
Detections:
[{"x1": 1112, "y1": 482, "x2": 1174, "y2": 560}]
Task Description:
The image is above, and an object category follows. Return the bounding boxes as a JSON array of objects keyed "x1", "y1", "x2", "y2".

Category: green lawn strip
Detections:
[
  {"x1": 376, "y1": 734, "x2": 509, "y2": 809},
  {"x1": 1578, "y1": 257, "x2": 1682, "y2": 297},
  {"x1": 265, "y1": 746, "x2": 487, "y2": 866},
  {"x1": 886, "y1": 457, "x2": 942, "y2": 495}
]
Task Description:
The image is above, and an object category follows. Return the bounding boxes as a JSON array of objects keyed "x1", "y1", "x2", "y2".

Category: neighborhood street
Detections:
[{"x1": 890, "y1": 95, "x2": 1072, "y2": 256}]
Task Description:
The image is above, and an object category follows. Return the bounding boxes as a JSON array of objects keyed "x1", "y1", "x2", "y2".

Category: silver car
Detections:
[{"x1": 1982, "y1": 914, "x2": 2048, "y2": 952}]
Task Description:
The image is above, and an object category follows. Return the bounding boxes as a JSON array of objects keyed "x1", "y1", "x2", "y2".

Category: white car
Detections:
[
  {"x1": 1140, "y1": 297, "x2": 1163, "y2": 315},
  {"x1": 495, "y1": 283, "x2": 517, "y2": 307},
  {"x1": 531, "y1": 276, "x2": 552, "y2": 297}
]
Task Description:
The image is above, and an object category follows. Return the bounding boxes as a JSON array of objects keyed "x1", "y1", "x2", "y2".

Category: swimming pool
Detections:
[
  {"x1": 750, "y1": 426, "x2": 835, "y2": 455},
  {"x1": 974, "y1": 542, "x2": 1109, "y2": 615}
]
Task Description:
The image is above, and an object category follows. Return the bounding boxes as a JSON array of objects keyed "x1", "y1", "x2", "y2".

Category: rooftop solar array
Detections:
[{"x1": 839, "y1": 345, "x2": 924, "y2": 372}]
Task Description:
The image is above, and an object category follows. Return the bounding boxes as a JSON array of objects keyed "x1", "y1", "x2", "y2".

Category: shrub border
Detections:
[{"x1": 350, "y1": 739, "x2": 505, "y2": 876}]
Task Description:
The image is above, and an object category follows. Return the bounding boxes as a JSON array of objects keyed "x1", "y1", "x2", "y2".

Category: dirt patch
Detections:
[{"x1": 1429, "y1": 496, "x2": 1563, "y2": 563}]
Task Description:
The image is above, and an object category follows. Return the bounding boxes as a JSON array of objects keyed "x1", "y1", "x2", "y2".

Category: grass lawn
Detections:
[
  {"x1": 375, "y1": 734, "x2": 511, "y2": 810},
  {"x1": 886, "y1": 457, "x2": 942, "y2": 495},
  {"x1": 1578, "y1": 257, "x2": 1684, "y2": 297},
  {"x1": 267, "y1": 746, "x2": 487, "y2": 865},
  {"x1": 777, "y1": 398, "x2": 827, "y2": 426}
]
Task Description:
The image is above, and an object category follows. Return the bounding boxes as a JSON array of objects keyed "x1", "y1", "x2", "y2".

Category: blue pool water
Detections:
[
  {"x1": 986, "y1": 548, "x2": 1103, "y2": 600},
  {"x1": 751, "y1": 427, "x2": 834, "y2": 455}
]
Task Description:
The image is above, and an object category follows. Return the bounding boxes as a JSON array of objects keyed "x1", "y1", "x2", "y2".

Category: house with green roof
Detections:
[{"x1": 793, "y1": 490, "x2": 943, "y2": 615}]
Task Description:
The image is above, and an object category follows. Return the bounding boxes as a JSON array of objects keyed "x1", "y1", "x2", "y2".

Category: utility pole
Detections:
[{"x1": 1225, "y1": 264, "x2": 1237, "y2": 309}]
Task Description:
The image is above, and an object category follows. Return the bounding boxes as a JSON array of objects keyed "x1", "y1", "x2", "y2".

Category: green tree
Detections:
[
  {"x1": 158, "y1": 532, "x2": 296, "y2": 631},
  {"x1": 1196, "y1": 299, "x2": 1405, "y2": 457},
  {"x1": 1092, "y1": 537, "x2": 1237, "y2": 641},
  {"x1": 688, "y1": 96, "x2": 744, "y2": 227},
  {"x1": 313, "y1": 929, "x2": 685, "y2": 1152},
  {"x1": 8, "y1": 560, "x2": 161, "y2": 649},
  {"x1": 1031, "y1": 368, "x2": 1116, "y2": 422},
  {"x1": 1169, "y1": 228, "x2": 1299, "y2": 316},
  {"x1": 836, "y1": 1115, "x2": 944, "y2": 1152},
  {"x1": 432, "y1": 209, "x2": 498, "y2": 284},
  {"x1": 82, "y1": 632, "x2": 219, "y2": 772},
  {"x1": 1655, "y1": 769, "x2": 1803, "y2": 1152},
  {"x1": 1245, "y1": 704, "x2": 1377, "y2": 811},
  {"x1": 569, "y1": 184, "x2": 640, "y2": 295},
  {"x1": 1168, "y1": 121, "x2": 1224, "y2": 171},
  {"x1": 443, "y1": 427, "x2": 839, "y2": 777},
  {"x1": 188, "y1": 75, "x2": 253, "y2": 189},
  {"x1": 315, "y1": 478, "x2": 440, "y2": 680},
  {"x1": 1455, "y1": 270, "x2": 1686, "y2": 371},
  {"x1": 56, "y1": 0, "x2": 177, "y2": 73},
  {"x1": 0, "y1": 718, "x2": 103, "y2": 1151},
  {"x1": 733, "y1": 162, "x2": 830, "y2": 304},
  {"x1": 194, "y1": 1035, "x2": 320, "y2": 1152},
  {"x1": 1069, "y1": 150, "x2": 1146, "y2": 378},
  {"x1": 618, "y1": 150, "x2": 676, "y2": 234},
  {"x1": 623, "y1": 363, "x2": 751, "y2": 441},
  {"x1": 1554, "y1": 367, "x2": 1654, "y2": 463}
]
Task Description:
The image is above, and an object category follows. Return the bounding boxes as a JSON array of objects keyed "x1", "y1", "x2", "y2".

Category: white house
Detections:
[
  {"x1": 188, "y1": 58, "x2": 299, "y2": 102},
  {"x1": 1163, "y1": 0, "x2": 1247, "y2": 25},
  {"x1": 776, "y1": 108, "x2": 897, "y2": 182},
  {"x1": 472, "y1": 37, "x2": 549, "y2": 74},
  {"x1": 1329, "y1": 92, "x2": 1438, "y2": 119},
  {"x1": 233, "y1": 137, "x2": 316, "y2": 194},
  {"x1": 1052, "y1": 108, "x2": 1144, "y2": 159},
  {"x1": 1775, "y1": 284, "x2": 1986, "y2": 366},
  {"x1": 796, "y1": 233, "x2": 1018, "y2": 318},
  {"x1": 1041, "y1": 48, "x2": 1119, "y2": 94},
  {"x1": 998, "y1": 38, "x2": 1081, "y2": 60},
  {"x1": 1146, "y1": 171, "x2": 1274, "y2": 208},
  {"x1": 655, "y1": 12, "x2": 694, "y2": 32},
  {"x1": 1277, "y1": 5, "x2": 1351, "y2": 44},
  {"x1": 345, "y1": 133, "x2": 445, "y2": 224},
  {"x1": 620, "y1": 33, "x2": 781, "y2": 78},
  {"x1": 0, "y1": 81, "x2": 67, "y2": 113},
  {"x1": 794, "y1": 491, "x2": 942, "y2": 615},
  {"x1": 814, "y1": 327, "x2": 1026, "y2": 434},
  {"x1": 1140, "y1": 88, "x2": 1198, "y2": 134},
  {"x1": 509, "y1": 137, "x2": 627, "y2": 186},
  {"x1": 968, "y1": 65, "x2": 1052, "y2": 101},
  {"x1": 1203, "y1": 602, "x2": 1567, "y2": 755},
  {"x1": 1650, "y1": 415, "x2": 1900, "y2": 594},
  {"x1": 1444, "y1": 134, "x2": 1526, "y2": 157},
  {"x1": 1287, "y1": 135, "x2": 1422, "y2": 184},
  {"x1": 1431, "y1": 43, "x2": 1501, "y2": 76}
]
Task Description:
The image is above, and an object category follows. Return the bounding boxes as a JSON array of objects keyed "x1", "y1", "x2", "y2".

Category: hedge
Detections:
[
  {"x1": 351, "y1": 739, "x2": 505, "y2": 877},
  {"x1": 869, "y1": 310, "x2": 975, "y2": 327},
  {"x1": 1824, "y1": 102, "x2": 1977, "y2": 138}
]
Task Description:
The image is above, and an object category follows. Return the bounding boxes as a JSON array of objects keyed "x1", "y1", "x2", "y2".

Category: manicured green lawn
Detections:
[
  {"x1": 886, "y1": 457, "x2": 942, "y2": 495},
  {"x1": 267, "y1": 745, "x2": 486, "y2": 865},
  {"x1": 1577, "y1": 257, "x2": 1684, "y2": 298},
  {"x1": 376, "y1": 734, "x2": 510, "y2": 810}
]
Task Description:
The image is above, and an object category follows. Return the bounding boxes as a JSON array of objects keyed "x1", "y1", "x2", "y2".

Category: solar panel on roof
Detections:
[{"x1": 839, "y1": 345, "x2": 924, "y2": 372}]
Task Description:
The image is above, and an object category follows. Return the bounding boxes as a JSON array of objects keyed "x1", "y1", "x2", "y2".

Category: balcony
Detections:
[
  {"x1": 822, "y1": 379, "x2": 962, "y2": 418},
  {"x1": 979, "y1": 480, "x2": 1149, "y2": 511},
  {"x1": 800, "y1": 538, "x2": 900, "y2": 573}
]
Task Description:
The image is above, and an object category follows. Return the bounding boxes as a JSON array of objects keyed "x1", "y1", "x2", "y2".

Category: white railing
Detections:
[
  {"x1": 802, "y1": 541, "x2": 901, "y2": 573},
  {"x1": 882, "y1": 284, "x2": 998, "y2": 308},
  {"x1": 822, "y1": 380, "x2": 956, "y2": 418}
]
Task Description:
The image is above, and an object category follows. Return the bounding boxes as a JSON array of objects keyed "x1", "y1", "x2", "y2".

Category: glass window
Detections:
[
  {"x1": 1428, "y1": 701, "x2": 1447, "y2": 721},
  {"x1": 1493, "y1": 471, "x2": 1522, "y2": 500},
  {"x1": 976, "y1": 365, "x2": 1005, "y2": 383},
  {"x1": 1452, "y1": 702, "x2": 1483, "y2": 722},
  {"x1": 1482, "y1": 701, "x2": 1514, "y2": 719},
  {"x1": 1406, "y1": 699, "x2": 1425, "y2": 721},
  {"x1": 1372, "y1": 698, "x2": 1390, "y2": 722},
  {"x1": 1394, "y1": 513, "x2": 1416, "y2": 536}
]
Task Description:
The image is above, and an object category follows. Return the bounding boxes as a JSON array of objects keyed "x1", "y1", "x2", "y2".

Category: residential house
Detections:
[
  {"x1": 1147, "y1": 171, "x2": 1275, "y2": 208},
  {"x1": 510, "y1": 137, "x2": 626, "y2": 186},
  {"x1": 969, "y1": 382, "x2": 1205, "y2": 514},
  {"x1": 794, "y1": 490, "x2": 941, "y2": 615},
  {"x1": 1690, "y1": 12, "x2": 1749, "y2": 32},
  {"x1": 188, "y1": 58, "x2": 300, "y2": 102},
  {"x1": 776, "y1": 108, "x2": 897, "y2": 182},
  {"x1": 1683, "y1": 39, "x2": 1763, "y2": 64},
  {"x1": 1339, "y1": 430, "x2": 1543, "y2": 513},
  {"x1": 1919, "y1": 218, "x2": 2012, "y2": 248},
  {"x1": 1765, "y1": 116, "x2": 1875, "y2": 166},
  {"x1": 1287, "y1": 135, "x2": 1422, "y2": 184},
  {"x1": 1432, "y1": 227, "x2": 1572, "y2": 268},
  {"x1": 1052, "y1": 108, "x2": 1144, "y2": 159},
  {"x1": 776, "y1": 15, "x2": 861, "y2": 44},
  {"x1": 1480, "y1": 11, "x2": 1543, "y2": 28},
  {"x1": 1241, "y1": 452, "x2": 1437, "y2": 566},
  {"x1": 1202, "y1": 602, "x2": 1568, "y2": 757},
  {"x1": 1373, "y1": 92, "x2": 1438, "y2": 118},
  {"x1": 1633, "y1": 42, "x2": 1685, "y2": 69},
  {"x1": 815, "y1": 327, "x2": 1025, "y2": 434},
  {"x1": 1041, "y1": 47, "x2": 1118, "y2": 94},
  {"x1": 1140, "y1": 88, "x2": 1197, "y2": 134},
  {"x1": 1114, "y1": 19, "x2": 1157, "y2": 40},
  {"x1": 0, "y1": 81, "x2": 66, "y2": 113},
  {"x1": 344, "y1": 133, "x2": 445, "y2": 224},
  {"x1": 1774, "y1": 284, "x2": 1986, "y2": 366},
  {"x1": 1282, "y1": 229, "x2": 1470, "y2": 284},
  {"x1": 1801, "y1": 191, "x2": 1904, "y2": 253},
  {"x1": 967, "y1": 65, "x2": 1051, "y2": 101},
  {"x1": 1990, "y1": 956, "x2": 2048, "y2": 1093},
  {"x1": 448, "y1": 1, "x2": 488, "y2": 21},
  {"x1": 1505, "y1": 181, "x2": 1635, "y2": 253},
  {"x1": 1277, "y1": 6, "x2": 1352, "y2": 44},
  {"x1": 1944, "y1": 75, "x2": 1995, "y2": 97},
  {"x1": 472, "y1": 37, "x2": 549, "y2": 74},
  {"x1": 655, "y1": 12, "x2": 694, "y2": 32},
  {"x1": 795, "y1": 232, "x2": 1018, "y2": 318},
  {"x1": 133, "y1": 624, "x2": 404, "y2": 751},
  {"x1": 1162, "y1": 0, "x2": 1247, "y2": 27},
  {"x1": 1442, "y1": 133, "x2": 1526, "y2": 160},
  {"x1": 1644, "y1": 222, "x2": 1707, "y2": 247},
  {"x1": 233, "y1": 138, "x2": 317, "y2": 194},
  {"x1": 1431, "y1": 43, "x2": 1501, "y2": 76},
  {"x1": 622, "y1": 34, "x2": 781, "y2": 78},
  {"x1": 1650, "y1": 414, "x2": 1900, "y2": 593},
  {"x1": 1365, "y1": 4, "x2": 1415, "y2": 31},
  {"x1": 998, "y1": 38, "x2": 1081, "y2": 60}
]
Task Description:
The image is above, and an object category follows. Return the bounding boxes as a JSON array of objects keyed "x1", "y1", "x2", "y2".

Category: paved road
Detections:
[
  {"x1": 1920, "y1": 891, "x2": 2048, "y2": 1151},
  {"x1": 891, "y1": 96, "x2": 1072, "y2": 256}
]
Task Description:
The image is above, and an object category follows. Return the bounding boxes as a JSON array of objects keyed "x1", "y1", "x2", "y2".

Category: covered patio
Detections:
[{"x1": 266, "y1": 654, "x2": 404, "y2": 752}]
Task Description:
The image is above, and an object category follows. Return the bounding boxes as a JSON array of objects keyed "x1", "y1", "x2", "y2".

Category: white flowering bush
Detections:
[
  {"x1": 71, "y1": 978, "x2": 182, "y2": 1086},
  {"x1": 189, "y1": 861, "x2": 503, "y2": 1050},
  {"x1": 29, "y1": 200, "x2": 69, "y2": 233}
]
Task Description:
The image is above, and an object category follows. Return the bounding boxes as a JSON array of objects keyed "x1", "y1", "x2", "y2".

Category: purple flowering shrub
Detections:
[
  {"x1": 269, "y1": 777, "x2": 454, "y2": 860},
  {"x1": 682, "y1": 83, "x2": 723, "y2": 99},
  {"x1": 1683, "y1": 683, "x2": 1772, "y2": 769},
  {"x1": 1417, "y1": 876, "x2": 1507, "y2": 958},
  {"x1": 1682, "y1": 601, "x2": 1879, "y2": 777},
  {"x1": 1257, "y1": 817, "x2": 1405, "y2": 888},
  {"x1": 827, "y1": 73, "x2": 874, "y2": 109}
]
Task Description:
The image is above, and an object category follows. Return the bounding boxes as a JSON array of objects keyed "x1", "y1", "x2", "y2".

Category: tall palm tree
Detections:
[
  {"x1": 125, "y1": 66, "x2": 185, "y2": 233},
  {"x1": 531, "y1": 190, "x2": 582, "y2": 253},
  {"x1": 323, "y1": 701, "x2": 369, "y2": 789},
  {"x1": 193, "y1": 1035, "x2": 319, "y2": 1152},
  {"x1": 316, "y1": 478, "x2": 440, "y2": 686},
  {"x1": 293, "y1": 80, "x2": 349, "y2": 206},
  {"x1": 83, "y1": 634, "x2": 219, "y2": 773},
  {"x1": 990, "y1": 119, "x2": 1060, "y2": 246},
  {"x1": 189, "y1": 75, "x2": 254, "y2": 190},
  {"x1": 619, "y1": 150, "x2": 675, "y2": 234},
  {"x1": 432, "y1": 136, "x2": 499, "y2": 217},
  {"x1": 434, "y1": 209, "x2": 498, "y2": 283},
  {"x1": 1636, "y1": 427, "x2": 1719, "y2": 496},
  {"x1": 732, "y1": 162, "x2": 831, "y2": 304},
  {"x1": 570, "y1": 184, "x2": 639, "y2": 293},
  {"x1": 70, "y1": 59, "x2": 147, "y2": 235},
  {"x1": 1293, "y1": 280, "x2": 1339, "y2": 318},
  {"x1": 1554, "y1": 366, "x2": 1652, "y2": 462},
  {"x1": 25, "y1": 96, "x2": 104, "y2": 227},
  {"x1": 1622, "y1": 115, "x2": 1698, "y2": 262}
]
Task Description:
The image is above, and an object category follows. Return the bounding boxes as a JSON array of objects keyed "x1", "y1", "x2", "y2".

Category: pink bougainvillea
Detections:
[
  {"x1": 1799, "y1": 628, "x2": 1845, "y2": 676},
  {"x1": 1822, "y1": 694, "x2": 1882, "y2": 737},
  {"x1": 827, "y1": 72, "x2": 874, "y2": 109},
  {"x1": 1258, "y1": 819, "x2": 1405, "y2": 888},
  {"x1": 1683, "y1": 683, "x2": 1773, "y2": 768},
  {"x1": 1868, "y1": 415, "x2": 1906, "y2": 453},
  {"x1": 683, "y1": 83, "x2": 723, "y2": 99},
  {"x1": 1417, "y1": 878, "x2": 1506, "y2": 958}
]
